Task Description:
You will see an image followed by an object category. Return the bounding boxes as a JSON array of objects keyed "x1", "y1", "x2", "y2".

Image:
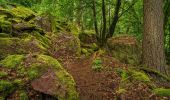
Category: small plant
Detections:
[{"x1": 92, "y1": 57, "x2": 103, "y2": 72}]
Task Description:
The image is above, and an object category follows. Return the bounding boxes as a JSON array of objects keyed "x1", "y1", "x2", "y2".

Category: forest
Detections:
[{"x1": 0, "y1": 0, "x2": 170, "y2": 100}]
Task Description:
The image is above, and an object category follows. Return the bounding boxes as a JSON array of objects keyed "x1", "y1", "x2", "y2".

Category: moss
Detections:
[
  {"x1": 128, "y1": 69, "x2": 150, "y2": 82},
  {"x1": 0, "y1": 36, "x2": 47, "y2": 58},
  {"x1": 27, "y1": 64, "x2": 44, "y2": 80},
  {"x1": 81, "y1": 48, "x2": 89, "y2": 56},
  {"x1": 0, "y1": 71, "x2": 8, "y2": 78},
  {"x1": 116, "y1": 88, "x2": 127, "y2": 94},
  {"x1": 0, "y1": 80, "x2": 15, "y2": 97},
  {"x1": 22, "y1": 35, "x2": 47, "y2": 52},
  {"x1": 13, "y1": 79, "x2": 24, "y2": 87},
  {"x1": 117, "y1": 68, "x2": 150, "y2": 83},
  {"x1": 0, "y1": 15, "x2": 12, "y2": 33},
  {"x1": 0, "y1": 96, "x2": 5, "y2": 100},
  {"x1": 38, "y1": 55, "x2": 79, "y2": 100},
  {"x1": 0, "y1": 55, "x2": 25, "y2": 68},
  {"x1": 19, "y1": 90, "x2": 28, "y2": 100},
  {"x1": 11, "y1": 6, "x2": 35, "y2": 19},
  {"x1": 31, "y1": 31, "x2": 50, "y2": 49},
  {"x1": 153, "y1": 88, "x2": 170, "y2": 96},
  {"x1": 16, "y1": 65, "x2": 26, "y2": 77},
  {"x1": 0, "y1": 33, "x2": 11, "y2": 37}
]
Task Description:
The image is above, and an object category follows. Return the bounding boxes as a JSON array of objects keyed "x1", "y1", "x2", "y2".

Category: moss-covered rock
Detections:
[
  {"x1": 0, "y1": 36, "x2": 47, "y2": 59},
  {"x1": 49, "y1": 32, "x2": 81, "y2": 58},
  {"x1": 107, "y1": 35, "x2": 141, "y2": 65},
  {"x1": 0, "y1": 54, "x2": 79, "y2": 100},
  {"x1": 79, "y1": 30, "x2": 96, "y2": 44},
  {"x1": 11, "y1": 6, "x2": 35, "y2": 20}
]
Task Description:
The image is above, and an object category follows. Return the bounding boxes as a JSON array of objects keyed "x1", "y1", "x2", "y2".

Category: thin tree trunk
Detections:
[
  {"x1": 143, "y1": 0, "x2": 168, "y2": 75},
  {"x1": 101, "y1": 0, "x2": 107, "y2": 45},
  {"x1": 92, "y1": 0, "x2": 99, "y2": 40},
  {"x1": 107, "y1": 0, "x2": 121, "y2": 38}
]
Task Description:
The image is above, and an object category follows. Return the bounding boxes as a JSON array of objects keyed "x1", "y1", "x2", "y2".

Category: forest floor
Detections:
[
  {"x1": 62, "y1": 53, "x2": 121, "y2": 100},
  {"x1": 60, "y1": 52, "x2": 168, "y2": 100}
]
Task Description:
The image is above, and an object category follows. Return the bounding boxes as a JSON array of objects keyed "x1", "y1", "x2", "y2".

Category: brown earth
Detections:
[{"x1": 62, "y1": 53, "x2": 123, "y2": 100}]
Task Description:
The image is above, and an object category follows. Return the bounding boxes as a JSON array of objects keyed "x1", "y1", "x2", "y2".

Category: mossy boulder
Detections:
[
  {"x1": 107, "y1": 35, "x2": 141, "y2": 65},
  {"x1": 79, "y1": 30, "x2": 99, "y2": 55},
  {"x1": 48, "y1": 32, "x2": 81, "y2": 59},
  {"x1": 0, "y1": 54, "x2": 79, "y2": 100},
  {"x1": 0, "y1": 36, "x2": 47, "y2": 59},
  {"x1": 79, "y1": 30, "x2": 97, "y2": 44}
]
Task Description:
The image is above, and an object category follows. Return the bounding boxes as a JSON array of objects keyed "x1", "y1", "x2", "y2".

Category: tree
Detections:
[
  {"x1": 143, "y1": 0, "x2": 168, "y2": 75},
  {"x1": 107, "y1": 0, "x2": 121, "y2": 38}
]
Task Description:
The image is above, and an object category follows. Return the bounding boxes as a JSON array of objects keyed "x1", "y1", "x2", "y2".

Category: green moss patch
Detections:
[
  {"x1": 11, "y1": 6, "x2": 35, "y2": 19},
  {"x1": 0, "y1": 80, "x2": 15, "y2": 97},
  {"x1": 0, "y1": 55, "x2": 24, "y2": 68},
  {"x1": 153, "y1": 88, "x2": 170, "y2": 96},
  {"x1": 0, "y1": 71, "x2": 8, "y2": 78}
]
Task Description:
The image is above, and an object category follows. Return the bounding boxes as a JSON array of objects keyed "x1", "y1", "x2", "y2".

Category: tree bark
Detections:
[
  {"x1": 143, "y1": 0, "x2": 168, "y2": 75},
  {"x1": 107, "y1": 0, "x2": 121, "y2": 38},
  {"x1": 101, "y1": 0, "x2": 107, "y2": 45},
  {"x1": 92, "y1": 0, "x2": 99, "y2": 38}
]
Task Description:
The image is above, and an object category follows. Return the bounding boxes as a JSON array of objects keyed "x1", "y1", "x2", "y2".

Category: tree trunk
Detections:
[
  {"x1": 101, "y1": 0, "x2": 107, "y2": 46},
  {"x1": 92, "y1": 0, "x2": 99, "y2": 39},
  {"x1": 107, "y1": 0, "x2": 121, "y2": 38},
  {"x1": 143, "y1": 0, "x2": 168, "y2": 75}
]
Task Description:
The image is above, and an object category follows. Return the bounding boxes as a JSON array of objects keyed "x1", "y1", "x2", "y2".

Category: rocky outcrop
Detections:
[
  {"x1": 0, "y1": 54, "x2": 79, "y2": 100},
  {"x1": 0, "y1": 5, "x2": 79, "y2": 100},
  {"x1": 107, "y1": 35, "x2": 141, "y2": 65}
]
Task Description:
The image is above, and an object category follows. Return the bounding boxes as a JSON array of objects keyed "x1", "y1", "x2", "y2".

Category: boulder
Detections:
[
  {"x1": 79, "y1": 30, "x2": 99, "y2": 55},
  {"x1": 0, "y1": 54, "x2": 79, "y2": 100},
  {"x1": 107, "y1": 35, "x2": 141, "y2": 65},
  {"x1": 48, "y1": 32, "x2": 81, "y2": 59},
  {"x1": 0, "y1": 35, "x2": 47, "y2": 59}
]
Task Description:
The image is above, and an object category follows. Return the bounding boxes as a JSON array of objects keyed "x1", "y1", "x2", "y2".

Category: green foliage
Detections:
[
  {"x1": 92, "y1": 58, "x2": 103, "y2": 72},
  {"x1": 153, "y1": 88, "x2": 170, "y2": 96}
]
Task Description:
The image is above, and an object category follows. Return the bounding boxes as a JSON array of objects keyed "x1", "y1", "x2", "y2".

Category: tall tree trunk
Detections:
[
  {"x1": 107, "y1": 0, "x2": 121, "y2": 38},
  {"x1": 101, "y1": 0, "x2": 107, "y2": 45},
  {"x1": 76, "y1": 0, "x2": 84, "y2": 32},
  {"x1": 143, "y1": 0, "x2": 168, "y2": 75},
  {"x1": 92, "y1": 0, "x2": 99, "y2": 40}
]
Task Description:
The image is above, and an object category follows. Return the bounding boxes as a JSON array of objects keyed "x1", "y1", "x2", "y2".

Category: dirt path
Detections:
[{"x1": 63, "y1": 55, "x2": 120, "y2": 100}]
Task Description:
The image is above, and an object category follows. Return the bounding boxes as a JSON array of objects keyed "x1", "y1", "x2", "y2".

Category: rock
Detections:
[
  {"x1": 31, "y1": 69, "x2": 62, "y2": 96},
  {"x1": 0, "y1": 36, "x2": 47, "y2": 59},
  {"x1": 49, "y1": 32, "x2": 81, "y2": 59},
  {"x1": 79, "y1": 30, "x2": 99, "y2": 55},
  {"x1": 107, "y1": 35, "x2": 141, "y2": 65},
  {"x1": 79, "y1": 30, "x2": 97, "y2": 44},
  {"x1": 0, "y1": 54, "x2": 79, "y2": 100},
  {"x1": 34, "y1": 16, "x2": 52, "y2": 32}
]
